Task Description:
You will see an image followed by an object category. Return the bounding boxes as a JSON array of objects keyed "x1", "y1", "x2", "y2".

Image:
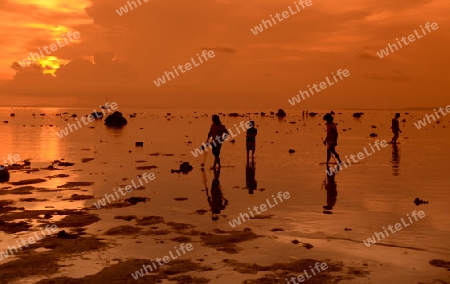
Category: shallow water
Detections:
[{"x1": 0, "y1": 107, "x2": 449, "y2": 282}]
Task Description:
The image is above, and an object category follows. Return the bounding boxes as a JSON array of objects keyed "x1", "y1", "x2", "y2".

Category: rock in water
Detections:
[
  {"x1": 105, "y1": 111, "x2": 127, "y2": 127},
  {"x1": 0, "y1": 168, "x2": 10, "y2": 182},
  {"x1": 180, "y1": 162, "x2": 193, "y2": 174},
  {"x1": 90, "y1": 111, "x2": 103, "y2": 119},
  {"x1": 276, "y1": 109, "x2": 286, "y2": 117}
]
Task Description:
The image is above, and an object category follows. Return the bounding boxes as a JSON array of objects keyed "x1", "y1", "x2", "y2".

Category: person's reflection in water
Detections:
[
  {"x1": 206, "y1": 169, "x2": 228, "y2": 221},
  {"x1": 246, "y1": 160, "x2": 257, "y2": 194},
  {"x1": 391, "y1": 144, "x2": 400, "y2": 176},
  {"x1": 323, "y1": 167, "x2": 338, "y2": 214}
]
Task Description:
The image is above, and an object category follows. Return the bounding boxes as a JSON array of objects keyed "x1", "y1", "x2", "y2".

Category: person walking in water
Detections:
[
  {"x1": 391, "y1": 113, "x2": 402, "y2": 145},
  {"x1": 246, "y1": 121, "x2": 257, "y2": 161},
  {"x1": 205, "y1": 115, "x2": 229, "y2": 169},
  {"x1": 323, "y1": 113, "x2": 343, "y2": 166}
]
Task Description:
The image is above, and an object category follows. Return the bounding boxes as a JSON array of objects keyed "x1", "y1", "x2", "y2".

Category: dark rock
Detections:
[
  {"x1": 105, "y1": 111, "x2": 128, "y2": 127},
  {"x1": 171, "y1": 162, "x2": 193, "y2": 174},
  {"x1": 414, "y1": 198, "x2": 428, "y2": 206},
  {"x1": 309, "y1": 112, "x2": 318, "y2": 117},
  {"x1": 125, "y1": 197, "x2": 148, "y2": 205},
  {"x1": 228, "y1": 113, "x2": 240, "y2": 117},
  {"x1": 135, "y1": 142, "x2": 144, "y2": 147},
  {"x1": 353, "y1": 112, "x2": 364, "y2": 117},
  {"x1": 291, "y1": 239, "x2": 300, "y2": 244},
  {"x1": 369, "y1": 133, "x2": 378, "y2": 137},
  {"x1": 0, "y1": 168, "x2": 10, "y2": 182},
  {"x1": 180, "y1": 162, "x2": 193, "y2": 173},
  {"x1": 276, "y1": 109, "x2": 286, "y2": 117},
  {"x1": 288, "y1": 149, "x2": 295, "y2": 154},
  {"x1": 90, "y1": 111, "x2": 103, "y2": 119}
]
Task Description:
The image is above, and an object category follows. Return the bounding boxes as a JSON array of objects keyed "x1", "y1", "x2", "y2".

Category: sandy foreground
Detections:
[{"x1": 0, "y1": 164, "x2": 448, "y2": 284}]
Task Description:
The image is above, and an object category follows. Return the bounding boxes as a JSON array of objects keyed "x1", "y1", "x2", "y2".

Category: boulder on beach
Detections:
[
  {"x1": 353, "y1": 112, "x2": 364, "y2": 118},
  {"x1": 276, "y1": 109, "x2": 286, "y2": 117},
  {"x1": 228, "y1": 113, "x2": 240, "y2": 117},
  {"x1": 309, "y1": 112, "x2": 318, "y2": 117},
  {"x1": 0, "y1": 168, "x2": 10, "y2": 182},
  {"x1": 105, "y1": 111, "x2": 127, "y2": 127},
  {"x1": 369, "y1": 133, "x2": 378, "y2": 137}
]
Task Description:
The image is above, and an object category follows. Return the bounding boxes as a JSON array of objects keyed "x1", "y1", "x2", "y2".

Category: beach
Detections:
[{"x1": 0, "y1": 107, "x2": 448, "y2": 283}]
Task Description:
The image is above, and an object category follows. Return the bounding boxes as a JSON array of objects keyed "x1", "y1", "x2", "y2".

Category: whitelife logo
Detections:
[
  {"x1": 228, "y1": 191, "x2": 290, "y2": 228},
  {"x1": 326, "y1": 140, "x2": 388, "y2": 176},
  {"x1": 414, "y1": 105, "x2": 450, "y2": 129},
  {"x1": 131, "y1": 243, "x2": 193, "y2": 280},
  {"x1": 363, "y1": 210, "x2": 425, "y2": 247},
  {"x1": 116, "y1": 0, "x2": 149, "y2": 16},
  {"x1": 18, "y1": 31, "x2": 80, "y2": 68},
  {"x1": 250, "y1": 0, "x2": 313, "y2": 35},
  {"x1": 288, "y1": 69, "x2": 350, "y2": 106},
  {"x1": 376, "y1": 22, "x2": 439, "y2": 58},
  {"x1": 153, "y1": 50, "x2": 215, "y2": 87}
]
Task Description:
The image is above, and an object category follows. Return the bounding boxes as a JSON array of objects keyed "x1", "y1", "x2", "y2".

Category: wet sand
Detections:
[{"x1": 0, "y1": 108, "x2": 449, "y2": 283}]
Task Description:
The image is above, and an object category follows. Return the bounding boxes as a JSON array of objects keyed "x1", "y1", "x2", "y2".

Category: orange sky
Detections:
[{"x1": 0, "y1": 0, "x2": 448, "y2": 109}]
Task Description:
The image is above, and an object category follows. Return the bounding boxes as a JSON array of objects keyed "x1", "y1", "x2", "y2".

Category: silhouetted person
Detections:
[
  {"x1": 246, "y1": 160, "x2": 257, "y2": 194},
  {"x1": 391, "y1": 113, "x2": 402, "y2": 144},
  {"x1": 206, "y1": 169, "x2": 228, "y2": 220},
  {"x1": 323, "y1": 113, "x2": 343, "y2": 166},
  {"x1": 205, "y1": 115, "x2": 229, "y2": 169},
  {"x1": 246, "y1": 121, "x2": 257, "y2": 161},
  {"x1": 323, "y1": 167, "x2": 338, "y2": 214}
]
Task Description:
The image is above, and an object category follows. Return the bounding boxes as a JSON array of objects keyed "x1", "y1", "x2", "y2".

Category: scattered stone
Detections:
[
  {"x1": 174, "y1": 197, "x2": 188, "y2": 201},
  {"x1": 125, "y1": 197, "x2": 149, "y2": 205},
  {"x1": 414, "y1": 198, "x2": 429, "y2": 206},
  {"x1": 136, "y1": 165, "x2": 157, "y2": 170},
  {"x1": 276, "y1": 109, "x2": 286, "y2": 118},
  {"x1": 291, "y1": 240, "x2": 300, "y2": 245},
  {"x1": 369, "y1": 133, "x2": 378, "y2": 137},
  {"x1": 90, "y1": 111, "x2": 103, "y2": 119},
  {"x1": 270, "y1": 228, "x2": 284, "y2": 232},
  {"x1": 288, "y1": 149, "x2": 295, "y2": 154},
  {"x1": 171, "y1": 162, "x2": 193, "y2": 174},
  {"x1": 353, "y1": 112, "x2": 364, "y2": 118}
]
